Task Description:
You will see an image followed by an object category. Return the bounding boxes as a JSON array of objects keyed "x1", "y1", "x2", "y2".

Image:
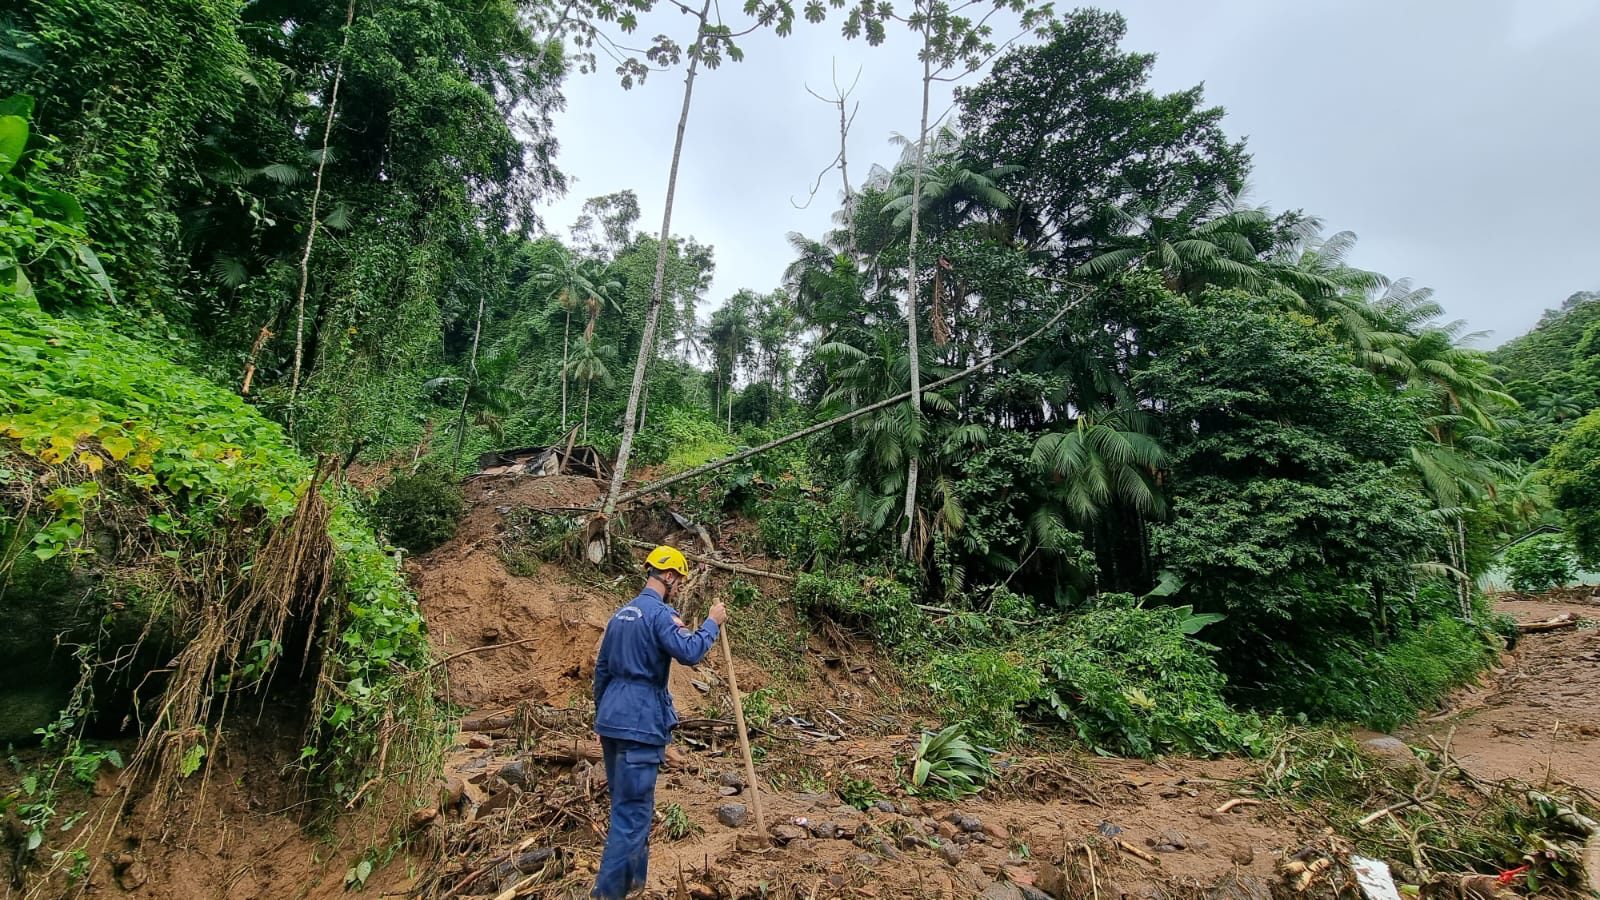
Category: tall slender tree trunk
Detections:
[
  {"x1": 601, "y1": 0, "x2": 710, "y2": 518},
  {"x1": 583, "y1": 382, "x2": 592, "y2": 443},
  {"x1": 453, "y1": 290, "x2": 487, "y2": 468},
  {"x1": 1456, "y1": 516, "x2": 1473, "y2": 622},
  {"x1": 560, "y1": 310, "x2": 571, "y2": 430},
  {"x1": 837, "y1": 90, "x2": 857, "y2": 260},
  {"x1": 638, "y1": 379, "x2": 649, "y2": 434},
  {"x1": 899, "y1": 45, "x2": 932, "y2": 558},
  {"x1": 290, "y1": 0, "x2": 356, "y2": 408}
]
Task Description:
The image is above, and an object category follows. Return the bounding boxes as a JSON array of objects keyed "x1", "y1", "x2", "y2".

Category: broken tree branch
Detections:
[
  {"x1": 1214, "y1": 798, "x2": 1261, "y2": 815},
  {"x1": 608, "y1": 288, "x2": 1089, "y2": 507},
  {"x1": 618, "y1": 538, "x2": 793, "y2": 582},
  {"x1": 425, "y1": 637, "x2": 545, "y2": 672}
]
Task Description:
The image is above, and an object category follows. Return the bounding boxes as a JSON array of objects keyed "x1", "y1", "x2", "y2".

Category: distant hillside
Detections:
[{"x1": 1491, "y1": 290, "x2": 1600, "y2": 460}]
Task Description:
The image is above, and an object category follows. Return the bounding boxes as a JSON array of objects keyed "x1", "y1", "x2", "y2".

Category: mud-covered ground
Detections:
[{"x1": 12, "y1": 474, "x2": 1597, "y2": 899}]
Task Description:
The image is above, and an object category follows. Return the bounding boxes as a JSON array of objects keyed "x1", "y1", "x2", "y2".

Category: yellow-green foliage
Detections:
[{"x1": 0, "y1": 308, "x2": 434, "y2": 799}]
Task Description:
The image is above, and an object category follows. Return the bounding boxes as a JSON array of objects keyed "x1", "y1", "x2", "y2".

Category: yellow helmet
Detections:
[{"x1": 645, "y1": 544, "x2": 689, "y2": 577}]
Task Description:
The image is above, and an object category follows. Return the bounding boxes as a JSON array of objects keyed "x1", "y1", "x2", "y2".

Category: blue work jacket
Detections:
[{"x1": 593, "y1": 587, "x2": 720, "y2": 746}]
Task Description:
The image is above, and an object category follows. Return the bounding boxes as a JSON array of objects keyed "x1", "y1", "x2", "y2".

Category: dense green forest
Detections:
[{"x1": 2, "y1": 0, "x2": 1598, "y2": 876}]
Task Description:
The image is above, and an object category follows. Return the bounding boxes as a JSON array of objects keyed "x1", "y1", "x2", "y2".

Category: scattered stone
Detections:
[
  {"x1": 1035, "y1": 863, "x2": 1069, "y2": 898},
  {"x1": 1230, "y1": 846, "x2": 1256, "y2": 866},
  {"x1": 853, "y1": 853, "x2": 880, "y2": 869},
  {"x1": 1147, "y1": 830, "x2": 1187, "y2": 852},
  {"x1": 807, "y1": 821, "x2": 840, "y2": 840},
  {"x1": 735, "y1": 833, "x2": 771, "y2": 852},
  {"x1": 769, "y1": 823, "x2": 807, "y2": 845},
  {"x1": 1018, "y1": 886, "x2": 1054, "y2": 900},
  {"x1": 898, "y1": 832, "x2": 931, "y2": 851},
  {"x1": 921, "y1": 817, "x2": 939, "y2": 835},
  {"x1": 874, "y1": 799, "x2": 898, "y2": 813},
  {"x1": 936, "y1": 821, "x2": 960, "y2": 840},
  {"x1": 940, "y1": 843, "x2": 965, "y2": 866},
  {"x1": 497, "y1": 760, "x2": 530, "y2": 789},
  {"x1": 480, "y1": 627, "x2": 500, "y2": 643},
  {"x1": 717, "y1": 804, "x2": 749, "y2": 828},
  {"x1": 826, "y1": 874, "x2": 848, "y2": 889},
  {"x1": 111, "y1": 853, "x2": 147, "y2": 891},
  {"x1": 409, "y1": 807, "x2": 439, "y2": 829},
  {"x1": 464, "y1": 734, "x2": 493, "y2": 750},
  {"x1": 1096, "y1": 820, "x2": 1123, "y2": 838},
  {"x1": 951, "y1": 812, "x2": 984, "y2": 833},
  {"x1": 865, "y1": 837, "x2": 903, "y2": 860},
  {"x1": 1359, "y1": 736, "x2": 1414, "y2": 767},
  {"x1": 719, "y1": 787, "x2": 740, "y2": 796},
  {"x1": 795, "y1": 791, "x2": 832, "y2": 808},
  {"x1": 981, "y1": 882, "x2": 1025, "y2": 900},
  {"x1": 718, "y1": 771, "x2": 746, "y2": 789},
  {"x1": 982, "y1": 822, "x2": 1009, "y2": 842},
  {"x1": 440, "y1": 776, "x2": 466, "y2": 809},
  {"x1": 896, "y1": 801, "x2": 918, "y2": 817}
]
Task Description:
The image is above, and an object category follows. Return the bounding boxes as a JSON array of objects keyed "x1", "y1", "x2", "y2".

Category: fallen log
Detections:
[
  {"x1": 1518, "y1": 613, "x2": 1579, "y2": 633},
  {"x1": 527, "y1": 740, "x2": 604, "y2": 764},
  {"x1": 462, "y1": 713, "x2": 516, "y2": 733}
]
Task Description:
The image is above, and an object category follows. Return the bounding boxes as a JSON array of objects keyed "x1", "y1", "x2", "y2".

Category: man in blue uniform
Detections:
[{"x1": 592, "y1": 545, "x2": 726, "y2": 899}]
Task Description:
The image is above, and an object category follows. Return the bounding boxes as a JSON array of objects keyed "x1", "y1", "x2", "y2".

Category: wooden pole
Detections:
[{"x1": 719, "y1": 628, "x2": 765, "y2": 833}]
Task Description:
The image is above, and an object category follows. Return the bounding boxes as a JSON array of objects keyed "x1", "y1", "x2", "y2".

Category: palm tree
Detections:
[
  {"x1": 565, "y1": 337, "x2": 617, "y2": 443},
  {"x1": 1257, "y1": 228, "x2": 1392, "y2": 357},
  {"x1": 816, "y1": 327, "x2": 966, "y2": 560},
  {"x1": 878, "y1": 127, "x2": 1020, "y2": 240},
  {"x1": 1030, "y1": 408, "x2": 1166, "y2": 525},
  {"x1": 1383, "y1": 318, "x2": 1518, "y2": 619},
  {"x1": 533, "y1": 253, "x2": 619, "y2": 431},
  {"x1": 706, "y1": 294, "x2": 756, "y2": 429},
  {"x1": 1076, "y1": 189, "x2": 1268, "y2": 294}
]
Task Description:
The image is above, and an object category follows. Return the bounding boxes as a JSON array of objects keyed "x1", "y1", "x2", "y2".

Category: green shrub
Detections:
[
  {"x1": 1545, "y1": 409, "x2": 1600, "y2": 567},
  {"x1": 925, "y1": 649, "x2": 1039, "y2": 745},
  {"x1": 1271, "y1": 616, "x2": 1495, "y2": 731},
  {"x1": 1029, "y1": 595, "x2": 1265, "y2": 757},
  {"x1": 0, "y1": 309, "x2": 436, "y2": 821},
  {"x1": 1503, "y1": 533, "x2": 1577, "y2": 592},
  {"x1": 372, "y1": 460, "x2": 464, "y2": 553},
  {"x1": 792, "y1": 568, "x2": 924, "y2": 654},
  {"x1": 630, "y1": 406, "x2": 732, "y2": 470}
]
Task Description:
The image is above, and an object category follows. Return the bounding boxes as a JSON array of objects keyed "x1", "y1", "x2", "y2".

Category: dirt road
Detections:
[{"x1": 1409, "y1": 597, "x2": 1600, "y2": 796}]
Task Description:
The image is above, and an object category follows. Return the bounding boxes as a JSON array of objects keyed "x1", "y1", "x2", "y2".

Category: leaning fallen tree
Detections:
[{"x1": 595, "y1": 287, "x2": 1089, "y2": 518}]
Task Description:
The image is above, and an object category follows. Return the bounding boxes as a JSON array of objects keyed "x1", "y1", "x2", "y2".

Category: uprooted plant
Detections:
[{"x1": 909, "y1": 723, "x2": 992, "y2": 799}]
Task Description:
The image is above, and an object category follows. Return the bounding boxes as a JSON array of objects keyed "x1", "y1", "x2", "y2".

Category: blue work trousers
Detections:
[{"x1": 592, "y1": 737, "x2": 664, "y2": 899}]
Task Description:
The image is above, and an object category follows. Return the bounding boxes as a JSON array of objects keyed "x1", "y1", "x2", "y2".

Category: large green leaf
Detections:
[
  {"x1": 0, "y1": 114, "x2": 28, "y2": 176},
  {"x1": 0, "y1": 95, "x2": 34, "y2": 119},
  {"x1": 74, "y1": 243, "x2": 117, "y2": 303}
]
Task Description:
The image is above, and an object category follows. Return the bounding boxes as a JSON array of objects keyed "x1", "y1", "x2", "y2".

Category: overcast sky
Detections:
[{"x1": 536, "y1": 0, "x2": 1600, "y2": 346}]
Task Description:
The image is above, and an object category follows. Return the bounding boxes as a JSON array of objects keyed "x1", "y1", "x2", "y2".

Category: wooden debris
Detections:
[
  {"x1": 1114, "y1": 839, "x2": 1159, "y2": 865},
  {"x1": 1214, "y1": 798, "x2": 1261, "y2": 815},
  {"x1": 1284, "y1": 856, "x2": 1332, "y2": 892},
  {"x1": 1518, "y1": 613, "x2": 1579, "y2": 633},
  {"x1": 618, "y1": 537, "x2": 793, "y2": 582}
]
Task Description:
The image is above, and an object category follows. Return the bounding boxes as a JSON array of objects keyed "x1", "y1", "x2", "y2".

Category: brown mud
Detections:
[{"x1": 7, "y1": 472, "x2": 1598, "y2": 899}]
